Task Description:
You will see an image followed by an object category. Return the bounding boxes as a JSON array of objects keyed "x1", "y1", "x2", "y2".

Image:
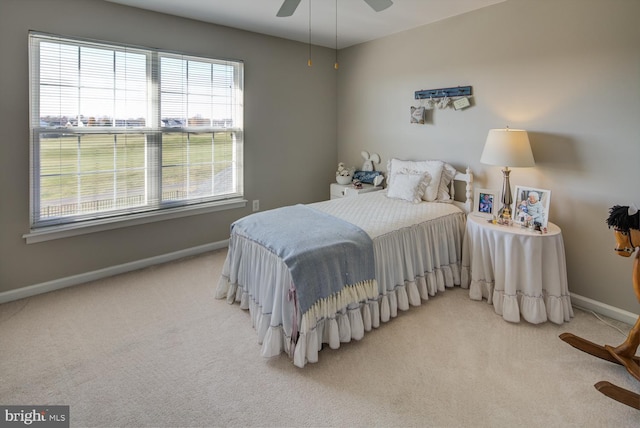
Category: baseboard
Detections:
[
  {"x1": 3, "y1": 252, "x2": 637, "y2": 327},
  {"x1": 570, "y1": 292, "x2": 638, "y2": 326},
  {"x1": 0, "y1": 240, "x2": 229, "y2": 304}
]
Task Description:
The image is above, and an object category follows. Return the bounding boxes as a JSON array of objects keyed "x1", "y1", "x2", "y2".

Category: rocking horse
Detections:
[{"x1": 560, "y1": 205, "x2": 640, "y2": 410}]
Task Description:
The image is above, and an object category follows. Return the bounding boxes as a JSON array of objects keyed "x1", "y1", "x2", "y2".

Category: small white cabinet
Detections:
[{"x1": 330, "y1": 183, "x2": 383, "y2": 200}]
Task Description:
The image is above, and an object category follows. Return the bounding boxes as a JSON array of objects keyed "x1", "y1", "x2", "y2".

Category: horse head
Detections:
[{"x1": 607, "y1": 205, "x2": 640, "y2": 257}]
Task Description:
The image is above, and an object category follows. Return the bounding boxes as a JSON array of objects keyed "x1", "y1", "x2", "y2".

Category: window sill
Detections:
[{"x1": 23, "y1": 198, "x2": 247, "y2": 244}]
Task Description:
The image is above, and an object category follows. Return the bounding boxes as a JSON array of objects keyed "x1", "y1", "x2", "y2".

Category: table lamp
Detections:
[{"x1": 480, "y1": 128, "x2": 535, "y2": 220}]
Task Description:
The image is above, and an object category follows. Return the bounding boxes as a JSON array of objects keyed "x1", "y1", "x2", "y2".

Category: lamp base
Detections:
[{"x1": 500, "y1": 167, "x2": 513, "y2": 222}]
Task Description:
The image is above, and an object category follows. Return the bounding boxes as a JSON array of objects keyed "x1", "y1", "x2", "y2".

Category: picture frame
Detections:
[
  {"x1": 472, "y1": 188, "x2": 501, "y2": 219},
  {"x1": 511, "y1": 186, "x2": 551, "y2": 228}
]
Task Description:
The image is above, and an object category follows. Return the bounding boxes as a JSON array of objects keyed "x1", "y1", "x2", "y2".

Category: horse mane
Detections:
[{"x1": 606, "y1": 205, "x2": 640, "y2": 231}]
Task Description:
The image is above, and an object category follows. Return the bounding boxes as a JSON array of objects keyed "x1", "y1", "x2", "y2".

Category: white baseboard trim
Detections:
[
  {"x1": 3, "y1": 253, "x2": 637, "y2": 327},
  {"x1": 0, "y1": 240, "x2": 229, "y2": 304},
  {"x1": 571, "y1": 292, "x2": 638, "y2": 326}
]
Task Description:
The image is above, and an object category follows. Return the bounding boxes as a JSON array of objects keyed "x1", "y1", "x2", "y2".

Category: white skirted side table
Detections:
[{"x1": 461, "y1": 214, "x2": 574, "y2": 324}]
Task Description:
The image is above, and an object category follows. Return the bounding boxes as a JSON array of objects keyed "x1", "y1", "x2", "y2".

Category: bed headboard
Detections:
[{"x1": 451, "y1": 167, "x2": 473, "y2": 213}]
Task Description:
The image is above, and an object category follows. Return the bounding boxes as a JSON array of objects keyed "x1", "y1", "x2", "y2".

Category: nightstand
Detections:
[
  {"x1": 330, "y1": 183, "x2": 383, "y2": 199},
  {"x1": 461, "y1": 214, "x2": 573, "y2": 325}
]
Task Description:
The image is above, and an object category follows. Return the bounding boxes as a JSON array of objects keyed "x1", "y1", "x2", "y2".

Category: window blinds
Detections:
[{"x1": 29, "y1": 32, "x2": 244, "y2": 229}]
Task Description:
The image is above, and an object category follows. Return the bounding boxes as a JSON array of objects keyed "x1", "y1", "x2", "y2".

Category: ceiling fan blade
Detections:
[
  {"x1": 363, "y1": 0, "x2": 393, "y2": 12},
  {"x1": 276, "y1": 0, "x2": 302, "y2": 17}
]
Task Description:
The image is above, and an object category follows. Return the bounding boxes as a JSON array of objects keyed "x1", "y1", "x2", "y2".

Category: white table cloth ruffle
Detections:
[{"x1": 461, "y1": 215, "x2": 573, "y2": 325}]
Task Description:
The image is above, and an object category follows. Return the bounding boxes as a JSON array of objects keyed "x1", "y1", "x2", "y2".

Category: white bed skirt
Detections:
[{"x1": 215, "y1": 213, "x2": 466, "y2": 367}]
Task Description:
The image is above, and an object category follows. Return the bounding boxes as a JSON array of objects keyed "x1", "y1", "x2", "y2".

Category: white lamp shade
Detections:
[{"x1": 480, "y1": 128, "x2": 535, "y2": 167}]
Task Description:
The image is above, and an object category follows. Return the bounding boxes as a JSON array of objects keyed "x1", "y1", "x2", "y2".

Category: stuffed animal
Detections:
[
  {"x1": 336, "y1": 162, "x2": 350, "y2": 177},
  {"x1": 361, "y1": 151, "x2": 381, "y2": 171},
  {"x1": 336, "y1": 162, "x2": 354, "y2": 185}
]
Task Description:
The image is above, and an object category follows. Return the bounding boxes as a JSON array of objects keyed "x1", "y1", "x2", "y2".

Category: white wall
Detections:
[{"x1": 337, "y1": 0, "x2": 640, "y2": 313}]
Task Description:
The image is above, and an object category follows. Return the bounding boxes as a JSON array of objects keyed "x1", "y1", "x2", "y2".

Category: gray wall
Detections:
[
  {"x1": 337, "y1": 0, "x2": 640, "y2": 313},
  {"x1": 0, "y1": 0, "x2": 337, "y2": 292}
]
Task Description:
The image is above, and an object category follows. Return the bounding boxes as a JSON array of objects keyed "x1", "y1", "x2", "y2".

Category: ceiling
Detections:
[{"x1": 105, "y1": 0, "x2": 506, "y2": 49}]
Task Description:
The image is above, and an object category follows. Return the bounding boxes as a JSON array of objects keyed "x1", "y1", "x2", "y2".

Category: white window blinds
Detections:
[{"x1": 29, "y1": 32, "x2": 244, "y2": 229}]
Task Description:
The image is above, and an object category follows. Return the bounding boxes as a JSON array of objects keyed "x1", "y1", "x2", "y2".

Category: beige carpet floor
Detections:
[{"x1": 0, "y1": 249, "x2": 638, "y2": 427}]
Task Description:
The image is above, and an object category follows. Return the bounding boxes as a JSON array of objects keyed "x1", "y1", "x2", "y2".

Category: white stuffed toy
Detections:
[{"x1": 361, "y1": 151, "x2": 381, "y2": 171}]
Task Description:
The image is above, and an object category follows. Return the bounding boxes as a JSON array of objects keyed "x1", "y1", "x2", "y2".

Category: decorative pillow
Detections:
[
  {"x1": 353, "y1": 170, "x2": 384, "y2": 185},
  {"x1": 386, "y1": 169, "x2": 431, "y2": 203},
  {"x1": 387, "y1": 158, "x2": 444, "y2": 202},
  {"x1": 437, "y1": 163, "x2": 457, "y2": 203}
]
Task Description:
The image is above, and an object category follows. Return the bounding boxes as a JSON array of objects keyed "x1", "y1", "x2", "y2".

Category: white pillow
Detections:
[
  {"x1": 386, "y1": 169, "x2": 431, "y2": 203},
  {"x1": 387, "y1": 158, "x2": 444, "y2": 202}
]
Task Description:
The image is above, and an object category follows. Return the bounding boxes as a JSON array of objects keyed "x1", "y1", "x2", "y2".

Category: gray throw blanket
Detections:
[{"x1": 231, "y1": 204, "x2": 375, "y2": 316}]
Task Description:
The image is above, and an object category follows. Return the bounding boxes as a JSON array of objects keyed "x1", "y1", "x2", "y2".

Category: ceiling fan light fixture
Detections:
[
  {"x1": 277, "y1": 0, "x2": 393, "y2": 16},
  {"x1": 276, "y1": 0, "x2": 393, "y2": 68}
]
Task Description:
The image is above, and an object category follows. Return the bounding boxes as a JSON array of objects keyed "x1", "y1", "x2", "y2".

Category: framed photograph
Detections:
[
  {"x1": 472, "y1": 188, "x2": 501, "y2": 218},
  {"x1": 511, "y1": 186, "x2": 551, "y2": 228}
]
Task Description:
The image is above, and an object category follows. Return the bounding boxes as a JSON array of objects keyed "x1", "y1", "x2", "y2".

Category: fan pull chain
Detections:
[
  {"x1": 308, "y1": 0, "x2": 312, "y2": 66},
  {"x1": 334, "y1": 0, "x2": 339, "y2": 69}
]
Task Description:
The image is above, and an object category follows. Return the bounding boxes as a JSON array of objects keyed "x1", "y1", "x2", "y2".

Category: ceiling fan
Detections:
[{"x1": 276, "y1": 0, "x2": 393, "y2": 17}]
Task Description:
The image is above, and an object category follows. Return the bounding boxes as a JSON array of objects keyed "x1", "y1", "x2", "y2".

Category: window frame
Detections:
[{"x1": 26, "y1": 32, "x2": 245, "y2": 242}]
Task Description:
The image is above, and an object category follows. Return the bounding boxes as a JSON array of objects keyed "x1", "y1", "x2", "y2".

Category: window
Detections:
[{"x1": 29, "y1": 32, "x2": 244, "y2": 231}]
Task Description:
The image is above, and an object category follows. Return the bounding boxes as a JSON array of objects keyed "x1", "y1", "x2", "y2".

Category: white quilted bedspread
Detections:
[
  {"x1": 309, "y1": 191, "x2": 463, "y2": 239},
  {"x1": 217, "y1": 189, "x2": 467, "y2": 368}
]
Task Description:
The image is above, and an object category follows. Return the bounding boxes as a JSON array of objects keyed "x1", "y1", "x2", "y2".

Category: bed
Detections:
[{"x1": 215, "y1": 159, "x2": 473, "y2": 367}]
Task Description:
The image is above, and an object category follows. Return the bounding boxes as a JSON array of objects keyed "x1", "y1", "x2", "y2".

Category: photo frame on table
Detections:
[
  {"x1": 511, "y1": 186, "x2": 551, "y2": 228},
  {"x1": 472, "y1": 188, "x2": 501, "y2": 219}
]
